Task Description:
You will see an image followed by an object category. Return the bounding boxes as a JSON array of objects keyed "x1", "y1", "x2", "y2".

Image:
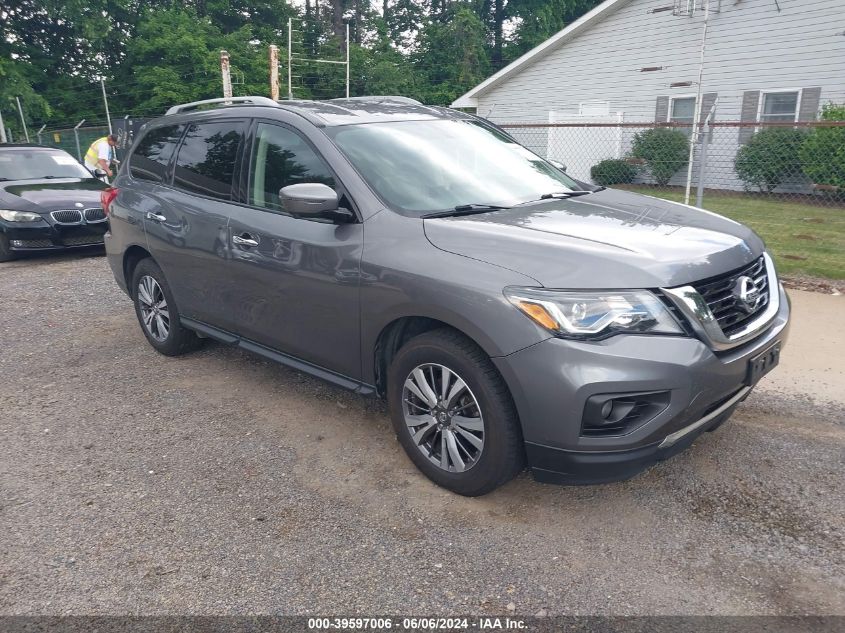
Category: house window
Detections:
[
  {"x1": 760, "y1": 91, "x2": 800, "y2": 122},
  {"x1": 670, "y1": 96, "x2": 696, "y2": 135},
  {"x1": 579, "y1": 101, "x2": 610, "y2": 116}
]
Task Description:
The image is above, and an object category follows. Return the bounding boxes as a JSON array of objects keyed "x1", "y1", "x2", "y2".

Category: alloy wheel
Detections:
[
  {"x1": 137, "y1": 275, "x2": 170, "y2": 342},
  {"x1": 402, "y1": 363, "x2": 485, "y2": 472}
]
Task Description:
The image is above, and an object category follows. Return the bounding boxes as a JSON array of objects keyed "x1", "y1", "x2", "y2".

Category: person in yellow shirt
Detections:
[{"x1": 84, "y1": 134, "x2": 118, "y2": 179}]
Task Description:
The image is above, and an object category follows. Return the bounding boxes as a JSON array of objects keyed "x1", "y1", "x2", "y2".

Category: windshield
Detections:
[
  {"x1": 0, "y1": 149, "x2": 93, "y2": 181},
  {"x1": 327, "y1": 120, "x2": 580, "y2": 214}
]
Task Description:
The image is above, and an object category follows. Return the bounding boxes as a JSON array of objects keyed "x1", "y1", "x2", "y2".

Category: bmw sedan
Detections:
[{"x1": 0, "y1": 144, "x2": 109, "y2": 261}]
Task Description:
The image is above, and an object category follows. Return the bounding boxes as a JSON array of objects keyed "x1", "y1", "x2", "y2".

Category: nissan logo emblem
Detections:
[{"x1": 733, "y1": 276, "x2": 761, "y2": 313}]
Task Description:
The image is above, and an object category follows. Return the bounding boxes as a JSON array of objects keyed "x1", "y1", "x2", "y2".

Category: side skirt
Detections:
[{"x1": 181, "y1": 316, "x2": 377, "y2": 397}]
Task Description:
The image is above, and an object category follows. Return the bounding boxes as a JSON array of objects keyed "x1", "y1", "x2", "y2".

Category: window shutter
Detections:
[
  {"x1": 655, "y1": 96, "x2": 669, "y2": 122},
  {"x1": 699, "y1": 93, "x2": 717, "y2": 141},
  {"x1": 799, "y1": 87, "x2": 822, "y2": 121},
  {"x1": 699, "y1": 92, "x2": 717, "y2": 121},
  {"x1": 738, "y1": 90, "x2": 760, "y2": 144}
]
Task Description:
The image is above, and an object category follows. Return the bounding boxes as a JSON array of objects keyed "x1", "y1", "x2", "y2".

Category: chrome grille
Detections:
[
  {"x1": 691, "y1": 256, "x2": 769, "y2": 336},
  {"x1": 51, "y1": 209, "x2": 83, "y2": 225},
  {"x1": 83, "y1": 207, "x2": 106, "y2": 222}
]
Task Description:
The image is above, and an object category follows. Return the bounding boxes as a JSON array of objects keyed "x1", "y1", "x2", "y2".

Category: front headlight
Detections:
[
  {"x1": 0, "y1": 209, "x2": 42, "y2": 222},
  {"x1": 505, "y1": 287, "x2": 684, "y2": 339}
]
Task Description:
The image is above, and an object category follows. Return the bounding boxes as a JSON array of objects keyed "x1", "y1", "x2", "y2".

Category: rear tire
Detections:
[
  {"x1": 131, "y1": 258, "x2": 203, "y2": 356},
  {"x1": 387, "y1": 328, "x2": 524, "y2": 496},
  {"x1": 0, "y1": 234, "x2": 15, "y2": 262}
]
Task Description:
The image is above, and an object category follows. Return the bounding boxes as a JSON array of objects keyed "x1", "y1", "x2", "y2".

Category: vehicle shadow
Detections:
[{"x1": 0, "y1": 247, "x2": 105, "y2": 271}]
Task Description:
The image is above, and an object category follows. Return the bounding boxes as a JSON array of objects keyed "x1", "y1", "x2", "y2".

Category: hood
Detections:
[
  {"x1": 0, "y1": 178, "x2": 106, "y2": 213},
  {"x1": 423, "y1": 188, "x2": 764, "y2": 289}
]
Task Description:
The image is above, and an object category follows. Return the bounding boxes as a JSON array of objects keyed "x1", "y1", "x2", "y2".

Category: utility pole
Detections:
[
  {"x1": 0, "y1": 109, "x2": 7, "y2": 143},
  {"x1": 15, "y1": 97, "x2": 29, "y2": 142},
  {"x1": 100, "y1": 79, "x2": 113, "y2": 135},
  {"x1": 287, "y1": 19, "x2": 293, "y2": 100},
  {"x1": 684, "y1": 0, "x2": 710, "y2": 206},
  {"x1": 269, "y1": 45, "x2": 280, "y2": 101},
  {"x1": 220, "y1": 50, "x2": 233, "y2": 102},
  {"x1": 345, "y1": 23, "x2": 350, "y2": 99}
]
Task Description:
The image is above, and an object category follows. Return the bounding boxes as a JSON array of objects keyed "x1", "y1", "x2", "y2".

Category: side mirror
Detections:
[
  {"x1": 548, "y1": 159, "x2": 567, "y2": 172},
  {"x1": 280, "y1": 183, "x2": 339, "y2": 216},
  {"x1": 93, "y1": 168, "x2": 108, "y2": 178}
]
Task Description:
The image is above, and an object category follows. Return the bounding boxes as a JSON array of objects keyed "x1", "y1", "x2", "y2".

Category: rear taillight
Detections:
[{"x1": 100, "y1": 187, "x2": 119, "y2": 216}]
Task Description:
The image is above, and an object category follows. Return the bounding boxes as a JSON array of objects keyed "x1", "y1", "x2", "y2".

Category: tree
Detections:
[
  {"x1": 504, "y1": 0, "x2": 601, "y2": 62},
  {"x1": 413, "y1": 7, "x2": 490, "y2": 106},
  {"x1": 0, "y1": 0, "x2": 611, "y2": 128}
]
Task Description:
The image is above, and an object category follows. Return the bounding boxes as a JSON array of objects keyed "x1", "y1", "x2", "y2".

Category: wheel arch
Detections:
[
  {"x1": 372, "y1": 315, "x2": 497, "y2": 399},
  {"x1": 123, "y1": 244, "x2": 153, "y2": 294}
]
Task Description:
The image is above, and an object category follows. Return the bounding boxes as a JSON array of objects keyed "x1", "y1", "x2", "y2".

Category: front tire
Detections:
[
  {"x1": 131, "y1": 258, "x2": 202, "y2": 356},
  {"x1": 387, "y1": 329, "x2": 524, "y2": 496}
]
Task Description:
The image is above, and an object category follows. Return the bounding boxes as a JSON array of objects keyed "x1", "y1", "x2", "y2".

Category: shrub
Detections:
[
  {"x1": 630, "y1": 128, "x2": 689, "y2": 185},
  {"x1": 590, "y1": 159, "x2": 637, "y2": 186},
  {"x1": 799, "y1": 104, "x2": 845, "y2": 191},
  {"x1": 734, "y1": 127, "x2": 807, "y2": 193}
]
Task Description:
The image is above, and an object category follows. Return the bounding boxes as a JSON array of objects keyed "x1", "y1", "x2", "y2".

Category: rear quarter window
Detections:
[
  {"x1": 129, "y1": 124, "x2": 185, "y2": 183},
  {"x1": 172, "y1": 121, "x2": 246, "y2": 200}
]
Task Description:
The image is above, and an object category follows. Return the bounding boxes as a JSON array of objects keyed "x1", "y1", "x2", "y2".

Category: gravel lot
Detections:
[{"x1": 1, "y1": 252, "x2": 843, "y2": 616}]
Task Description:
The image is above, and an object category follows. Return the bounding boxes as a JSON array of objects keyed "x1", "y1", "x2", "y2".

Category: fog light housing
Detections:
[{"x1": 582, "y1": 391, "x2": 671, "y2": 437}]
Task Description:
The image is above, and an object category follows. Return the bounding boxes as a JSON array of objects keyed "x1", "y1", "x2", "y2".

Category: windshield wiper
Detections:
[
  {"x1": 542, "y1": 190, "x2": 594, "y2": 198},
  {"x1": 512, "y1": 190, "x2": 596, "y2": 207},
  {"x1": 422, "y1": 203, "x2": 509, "y2": 219}
]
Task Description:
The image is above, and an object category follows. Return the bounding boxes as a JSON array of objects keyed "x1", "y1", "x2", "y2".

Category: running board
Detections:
[{"x1": 181, "y1": 317, "x2": 376, "y2": 396}]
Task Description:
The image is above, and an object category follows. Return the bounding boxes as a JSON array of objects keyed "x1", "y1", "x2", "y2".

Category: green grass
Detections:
[{"x1": 617, "y1": 186, "x2": 845, "y2": 280}]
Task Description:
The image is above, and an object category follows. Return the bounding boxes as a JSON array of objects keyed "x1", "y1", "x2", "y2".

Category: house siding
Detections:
[{"x1": 473, "y1": 0, "x2": 845, "y2": 190}]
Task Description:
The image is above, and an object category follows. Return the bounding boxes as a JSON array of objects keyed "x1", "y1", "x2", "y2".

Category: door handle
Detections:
[
  {"x1": 146, "y1": 212, "x2": 166, "y2": 222},
  {"x1": 232, "y1": 234, "x2": 259, "y2": 248}
]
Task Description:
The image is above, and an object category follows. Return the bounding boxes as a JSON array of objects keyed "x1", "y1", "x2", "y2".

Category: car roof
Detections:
[
  {"x1": 277, "y1": 99, "x2": 474, "y2": 126},
  {"x1": 153, "y1": 97, "x2": 477, "y2": 129}
]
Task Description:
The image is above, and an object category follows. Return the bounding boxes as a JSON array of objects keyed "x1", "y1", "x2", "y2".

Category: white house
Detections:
[{"x1": 452, "y1": 0, "x2": 845, "y2": 188}]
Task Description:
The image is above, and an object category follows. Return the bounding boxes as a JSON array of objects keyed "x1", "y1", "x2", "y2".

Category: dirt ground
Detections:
[{"x1": 1, "y1": 252, "x2": 843, "y2": 616}]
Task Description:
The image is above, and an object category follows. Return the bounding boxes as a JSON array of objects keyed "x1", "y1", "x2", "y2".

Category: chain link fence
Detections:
[
  {"x1": 33, "y1": 125, "x2": 111, "y2": 162},
  {"x1": 499, "y1": 120, "x2": 845, "y2": 208},
  {"x1": 29, "y1": 117, "x2": 149, "y2": 164}
]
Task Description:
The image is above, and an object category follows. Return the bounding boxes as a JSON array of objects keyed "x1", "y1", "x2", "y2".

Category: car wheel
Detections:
[
  {"x1": 387, "y1": 328, "x2": 524, "y2": 496},
  {"x1": 131, "y1": 258, "x2": 203, "y2": 356},
  {"x1": 0, "y1": 234, "x2": 15, "y2": 262}
]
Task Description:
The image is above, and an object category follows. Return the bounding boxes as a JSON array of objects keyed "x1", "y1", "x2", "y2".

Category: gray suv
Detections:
[{"x1": 104, "y1": 96, "x2": 790, "y2": 496}]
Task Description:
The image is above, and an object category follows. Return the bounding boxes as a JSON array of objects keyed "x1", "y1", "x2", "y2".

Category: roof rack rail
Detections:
[
  {"x1": 165, "y1": 96, "x2": 279, "y2": 116},
  {"x1": 330, "y1": 96, "x2": 423, "y2": 106}
]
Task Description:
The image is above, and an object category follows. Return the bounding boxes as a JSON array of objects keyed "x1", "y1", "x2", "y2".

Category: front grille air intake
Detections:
[
  {"x1": 661, "y1": 253, "x2": 780, "y2": 351},
  {"x1": 691, "y1": 256, "x2": 769, "y2": 336},
  {"x1": 62, "y1": 235, "x2": 105, "y2": 247}
]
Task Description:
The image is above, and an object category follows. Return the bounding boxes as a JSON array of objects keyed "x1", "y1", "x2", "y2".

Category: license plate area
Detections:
[{"x1": 746, "y1": 342, "x2": 781, "y2": 387}]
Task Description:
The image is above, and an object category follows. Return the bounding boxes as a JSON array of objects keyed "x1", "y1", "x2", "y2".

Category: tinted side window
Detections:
[
  {"x1": 248, "y1": 123, "x2": 335, "y2": 213},
  {"x1": 129, "y1": 124, "x2": 185, "y2": 183},
  {"x1": 173, "y1": 121, "x2": 245, "y2": 200}
]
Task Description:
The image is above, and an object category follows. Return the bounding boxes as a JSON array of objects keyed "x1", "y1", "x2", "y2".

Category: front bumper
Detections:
[
  {"x1": 2, "y1": 221, "x2": 107, "y2": 252},
  {"x1": 493, "y1": 284, "x2": 791, "y2": 485}
]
